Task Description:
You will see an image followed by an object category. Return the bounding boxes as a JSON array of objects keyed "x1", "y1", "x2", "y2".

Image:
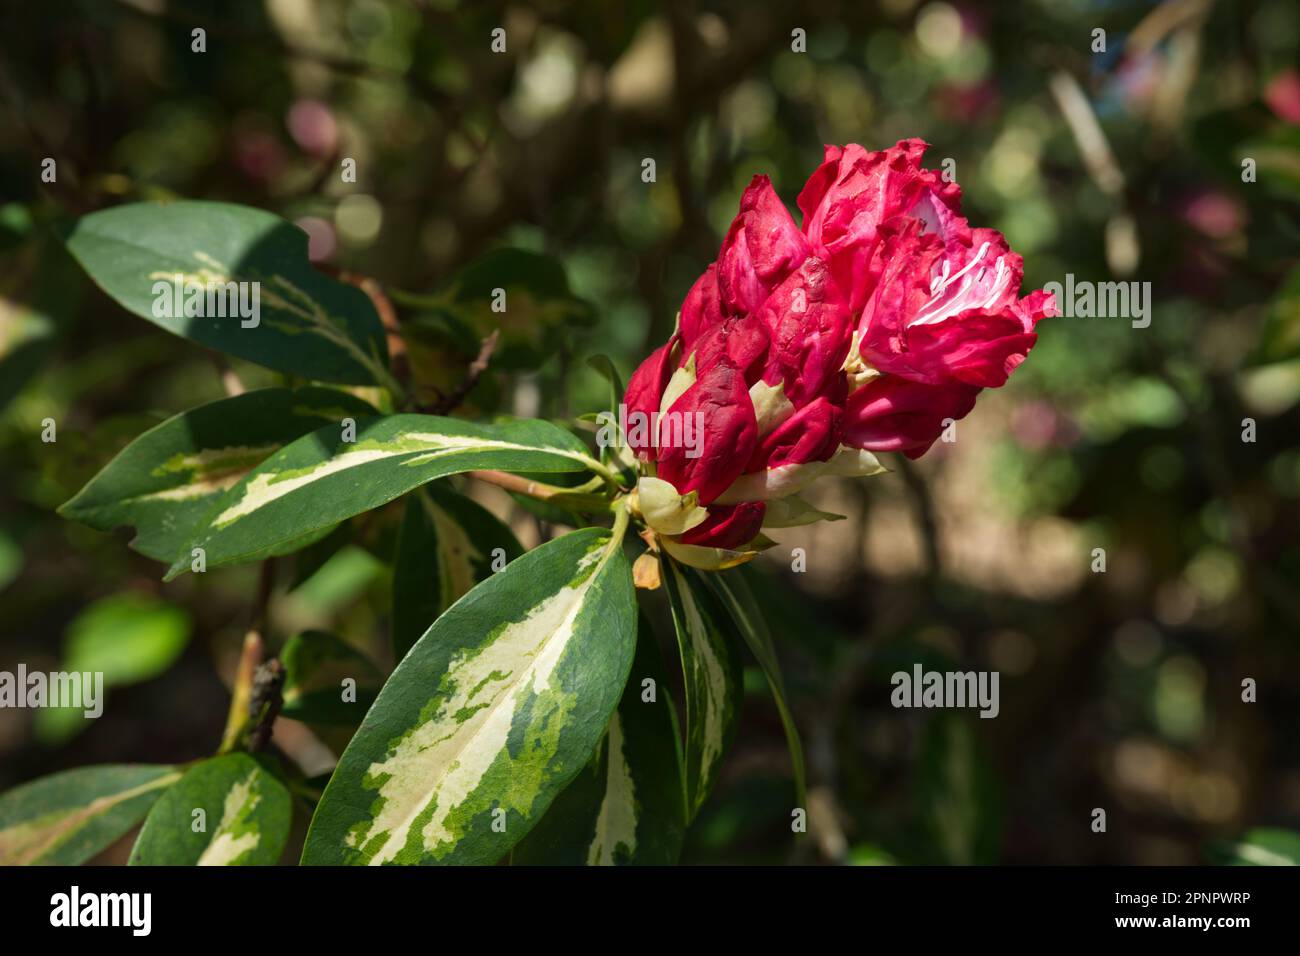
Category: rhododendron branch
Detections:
[
  {"x1": 218, "y1": 631, "x2": 264, "y2": 755},
  {"x1": 468, "y1": 470, "x2": 613, "y2": 512}
]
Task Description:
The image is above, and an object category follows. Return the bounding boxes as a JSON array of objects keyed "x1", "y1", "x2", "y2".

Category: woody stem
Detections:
[
  {"x1": 467, "y1": 471, "x2": 612, "y2": 512},
  {"x1": 218, "y1": 631, "x2": 263, "y2": 755}
]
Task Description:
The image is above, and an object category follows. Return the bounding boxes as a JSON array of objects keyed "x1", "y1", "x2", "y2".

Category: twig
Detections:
[
  {"x1": 216, "y1": 559, "x2": 280, "y2": 753},
  {"x1": 468, "y1": 469, "x2": 610, "y2": 513},
  {"x1": 246, "y1": 659, "x2": 286, "y2": 753},
  {"x1": 209, "y1": 353, "x2": 246, "y2": 396},
  {"x1": 426, "y1": 329, "x2": 499, "y2": 415},
  {"x1": 1047, "y1": 70, "x2": 1125, "y2": 198},
  {"x1": 218, "y1": 631, "x2": 263, "y2": 754},
  {"x1": 1048, "y1": 69, "x2": 1141, "y2": 277},
  {"x1": 250, "y1": 558, "x2": 276, "y2": 638}
]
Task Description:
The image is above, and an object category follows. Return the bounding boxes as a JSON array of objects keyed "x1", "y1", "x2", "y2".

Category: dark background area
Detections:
[{"x1": 2, "y1": 0, "x2": 1298, "y2": 864}]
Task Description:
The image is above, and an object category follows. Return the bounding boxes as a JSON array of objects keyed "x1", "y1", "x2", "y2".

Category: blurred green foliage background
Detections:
[{"x1": 2, "y1": 0, "x2": 1298, "y2": 864}]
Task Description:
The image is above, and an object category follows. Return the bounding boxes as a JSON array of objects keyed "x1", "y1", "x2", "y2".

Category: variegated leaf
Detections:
[
  {"x1": 280, "y1": 630, "x2": 383, "y2": 726},
  {"x1": 661, "y1": 558, "x2": 743, "y2": 819},
  {"x1": 59, "y1": 386, "x2": 376, "y2": 563},
  {"x1": 391, "y1": 482, "x2": 523, "y2": 660},
  {"x1": 513, "y1": 612, "x2": 687, "y2": 865},
  {"x1": 129, "y1": 753, "x2": 291, "y2": 866},
  {"x1": 0, "y1": 764, "x2": 179, "y2": 865},
  {"x1": 163, "y1": 414, "x2": 598, "y2": 579},
  {"x1": 301, "y1": 527, "x2": 636, "y2": 865},
  {"x1": 709, "y1": 568, "x2": 807, "y2": 808},
  {"x1": 62, "y1": 201, "x2": 396, "y2": 388}
]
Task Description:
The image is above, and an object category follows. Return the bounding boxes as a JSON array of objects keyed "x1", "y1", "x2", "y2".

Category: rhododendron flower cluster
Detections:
[{"x1": 624, "y1": 139, "x2": 1056, "y2": 569}]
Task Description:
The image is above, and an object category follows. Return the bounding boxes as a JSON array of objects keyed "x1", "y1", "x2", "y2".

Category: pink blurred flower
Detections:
[
  {"x1": 1113, "y1": 52, "x2": 1164, "y2": 111},
  {"x1": 1181, "y1": 191, "x2": 1246, "y2": 239},
  {"x1": 287, "y1": 99, "x2": 340, "y2": 157},
  {"x1": 1009, "y1": 401, "x2": 1079, "y2": 451},
  {"x1": 234, "y1": 131, "x2": 287, "y2": 182},
  {"x1": 295, "y1": 216, "x2": 336, "y2": 262},
  {"x1": 1265, "y1": 69, "x2": 1300, "y2": 125}
]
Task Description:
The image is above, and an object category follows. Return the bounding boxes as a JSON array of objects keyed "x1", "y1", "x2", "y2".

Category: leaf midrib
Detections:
[{"x1": 363, "y1": 538, "x2": 615, "y2": 864}]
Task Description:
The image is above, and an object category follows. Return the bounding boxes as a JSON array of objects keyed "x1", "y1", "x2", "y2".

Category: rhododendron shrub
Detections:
[
  {"x1": 3, "y1": 141, "x2": 1050, "y2": 867},
  {"x1": 624, "y1": 140, "x2": 1055, "y2": 566}
]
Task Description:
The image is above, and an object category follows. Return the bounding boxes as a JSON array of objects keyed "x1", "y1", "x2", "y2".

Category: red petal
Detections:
[
  {"x1": 843, "y1": 376, "x2": 979, "y2": 459},
  {"x1": 717, "y1": 176, "x2": 810, "y2": 314},
  {"x1": 680, "y1": 265, "x2": 725, "y2": 350},
  {"x1": 747, "y1": 396, "x2": 842, "y2": 472},
  {"x1": 679, "y1": 501, "x2": 767, "y2": 549},
  {"x1": 624, "y1": 334, "x2": 678, "y2": 460},
  {"x1": 657, "y1": 361, "x2": 758, "y2": 505}
]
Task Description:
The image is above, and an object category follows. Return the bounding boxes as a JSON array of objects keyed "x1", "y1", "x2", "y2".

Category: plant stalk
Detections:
[
  {"x1": 468, "y1": 470, "x2": 612, "y2": 512},
  {"x1": 218, "y1": 630, "x2": 263, "y2": 754}
]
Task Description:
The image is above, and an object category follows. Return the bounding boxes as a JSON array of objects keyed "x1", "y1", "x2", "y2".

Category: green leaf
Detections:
[
  {"x1": 129, "y1": 754, "x2": 291, "y2": 866},
  {"x1": 661, "y1": 558, "x2": 743, "y2": 819},
  {"x1": 709, "y1": 568, "x2": 807, "y2": 810},
  {"x1": 0, "y1": 236, "x2": 77, "y2": 411},
  {"x1": 391, "y1": 482, "x2": 523, "y2": 660},
  {"x1": 281, "y1": 630, "x2": 383, "y2": 726},
  {"x1": 1249, "y1": 264, "x2": 1300, "y2": 365},
  {"x1": 585, "y1": 354, "x2": 623, "y2": 412},
  {"x1": 0, "y1": 201, "x2": 35, "y2": 249},
  {"x1": 424, "y1": 248, "x2": 595, "y2": 370},
  {"x1": 62, "y1": 200, "x2": 394, "y2": 387},
  {"x1": 59, "y1": 386, "x2": 377, "y2": 563},
  {"x1": 163, "y1": 414, "x2": 598, "y2": 579},
  {"x1": 915, "y1": 714, "x2": 1002, "y2": 865},
  {"x1": 1210, "y1": 828, "x2": 1300, "y2": 866},
  {"x1": 1241, "y1": 125, "x2": 1300, "y2": 205},
  {"x1": 513, "y1": 612, "x2": 687, "y2": 865},
  {"x1": 301, "y1": 526, "x2": 636, "y2": 865},
  {"x1": 0, "y1": 765, "x2": 179, "y2": 865},
  {"x1": 0, "y1": 530, "x2": 21, "y2": 592},
  {"x1": 287, "y1": 522, "x2": 352, "y2": 590},
  {"x1": 291, "y1": 545, "x2": 386, "y2": 613},
  {"x1": 847, "y1": 843, "x2": 899, "y2": 865},
  {"x1": 584, "y1": 354, "x2": 636, "y2": 478},
  {"x1": 34, "y1": 593, "x2": 192, "y2": 745},
  {"x1": 63, "y1": 593, "x2": 191, "y2": 684}
]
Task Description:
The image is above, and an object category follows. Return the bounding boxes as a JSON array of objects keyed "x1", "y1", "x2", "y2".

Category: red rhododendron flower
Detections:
[
  {"x1": 625, "y1": 139, "x2": 1056, "y2": 567},
  {"x1": 656, "y1": 359, "x2": 758, "y2": 506}
]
